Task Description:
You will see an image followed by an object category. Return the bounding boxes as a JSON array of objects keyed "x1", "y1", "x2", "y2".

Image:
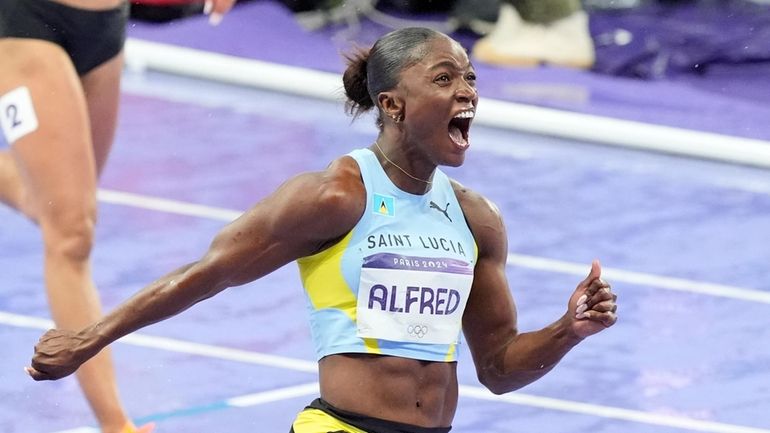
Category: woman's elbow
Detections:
[{"x1": 477, "y1": 369, "x2": 515, "y2": 395}]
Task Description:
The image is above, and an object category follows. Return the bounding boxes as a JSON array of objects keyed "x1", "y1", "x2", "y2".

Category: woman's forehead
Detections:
[{"x1": 415, "y1": 37, "x2": 472, "y2": 70}]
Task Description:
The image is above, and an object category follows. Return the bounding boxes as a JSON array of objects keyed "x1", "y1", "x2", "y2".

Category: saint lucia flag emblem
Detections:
[{"x1": 373, "y1": 193, "x2": 395, "y2": 217}]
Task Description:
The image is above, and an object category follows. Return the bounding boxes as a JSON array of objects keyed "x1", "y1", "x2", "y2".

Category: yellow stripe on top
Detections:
[
  {"x1": 444, "y1": 343, "x2": 457, "y2": 362},
  {"x1": 297, "y1": 231, "x2": 381, "y2": 354},
  {"x1": 298, "y1": 231, "x2": 356, "y2": 319}
]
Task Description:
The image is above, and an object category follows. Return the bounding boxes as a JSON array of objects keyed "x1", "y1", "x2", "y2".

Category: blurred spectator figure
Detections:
[{"x1": 471, "y1": 0, "x2": 595, "y2": 69}]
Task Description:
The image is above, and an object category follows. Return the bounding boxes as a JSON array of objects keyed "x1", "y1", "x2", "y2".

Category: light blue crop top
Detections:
[{"x1": 296, "y1": 148, "x2": 477, "y2": 362}]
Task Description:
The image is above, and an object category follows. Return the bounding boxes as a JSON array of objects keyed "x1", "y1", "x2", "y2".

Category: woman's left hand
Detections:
[{"x1": 568, "y1": 260, "x2": 618, "y2": 340}]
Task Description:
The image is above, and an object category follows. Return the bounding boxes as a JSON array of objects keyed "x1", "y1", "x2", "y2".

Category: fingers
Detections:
[
  {"x1": 570, "y1": 261, "x2": 618, "y2": 336},
  {"x1": 590, "y1": 259, "x2": 601, "y2": 279},
  {"x1": 575, "y1": 275, "x2": 614, "y2": 314},
  {"x1": 25, "y1": 366, "x2": 50, "y2": 381},
  {"x1": 580, "y1": 308, "x2": 618, "y2": 327},
  {"x1": 575, "y1": 282, "x2": 618, "y2": 327},
  {"x1": 577, "y1": 259, "x2": 602, "y2": 290},
  {"x1": 26, "y1": 357, "x2": 76, "y2": 381},
  {"x1": 589, "y1": 299, "x2": 617, "y2": 314},
  {"x1": 27, "y1": 329, "x2": 82, "y2": 381},
  {"x1": 582, "y1": 274, "x2": 611, "y2": 300}
]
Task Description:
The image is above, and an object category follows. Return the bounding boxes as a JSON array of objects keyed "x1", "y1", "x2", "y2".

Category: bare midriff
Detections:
[{"x1": 319, "y1": 353, "x2": 459, "y2": 428}]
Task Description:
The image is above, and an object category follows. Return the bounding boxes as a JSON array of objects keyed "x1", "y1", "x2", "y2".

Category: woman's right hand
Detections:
[{"x1": 26, "y1": 328, "x2": 95, "y2": 381}]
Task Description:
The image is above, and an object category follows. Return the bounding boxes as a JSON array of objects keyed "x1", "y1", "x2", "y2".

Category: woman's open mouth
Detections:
[{"x1": 448, "y1": 109, "x2": 474, "y2": 148}]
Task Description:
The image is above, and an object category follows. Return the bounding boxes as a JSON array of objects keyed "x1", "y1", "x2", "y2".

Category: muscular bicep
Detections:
[{"x1": 203, "y1": 161, "x2": 364, "y2": 289}]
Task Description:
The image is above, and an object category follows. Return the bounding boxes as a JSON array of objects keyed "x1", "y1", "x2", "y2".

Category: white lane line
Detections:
[
  {"x1": 507, "y1": 253, "x2": 770, "y2": 304},
  {"x1": 0, "y1": 311, "x2": 52, "y2": 329},
  {"x1": 50, "y1": 382, "x2": 321, "y2": 433},
  {"x1": 1, "y1": 311, "x2": 317, "y2": 374},
  {"x1": 225, "y1": 382, "x2": 319, "y2": 407},
  {"x1": 96, "y1": 188, "x2": 770, "y2": 304},
  {"x1": 122, "y1": 332, "x2": 318, "y2": 373},
  {"x1": 7, "y1": 310, "x2": 763, "y2": 433},
  {"x1": 459, "y1": 386, "x2": 770, "y2": 433},
  {"x1": 97, "y1": 189, "x2": 242, "y2": 221}
]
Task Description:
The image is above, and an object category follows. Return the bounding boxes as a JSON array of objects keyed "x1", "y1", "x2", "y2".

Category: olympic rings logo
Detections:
[{"x1": 407, "y1": 324, "x2": 428, "y2": 338}]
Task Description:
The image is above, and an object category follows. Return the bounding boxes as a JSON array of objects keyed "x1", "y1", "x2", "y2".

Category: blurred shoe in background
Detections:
[
  {"x1": 541, "y1": 9, "x2": 595, "y2": 68},
  {"x1": 471, "y1": 4, "x2": 545, "y2": 67},
  {"x1": 472, "y1": 3, "x2": 595, "y2": 69}
]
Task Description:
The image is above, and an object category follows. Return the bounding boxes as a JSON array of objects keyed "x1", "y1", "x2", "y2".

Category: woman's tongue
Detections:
[{"x1": 449, "y1": 124, "x2": 468, "y2": 148}]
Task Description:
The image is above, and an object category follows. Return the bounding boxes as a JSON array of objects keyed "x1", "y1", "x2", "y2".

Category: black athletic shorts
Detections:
[
  {"x1": 0, "y1": 0, "x2": 129, "y2": 75},
  {"x1": 289, "y1": 398, "x2": 452, "y2": 433}
]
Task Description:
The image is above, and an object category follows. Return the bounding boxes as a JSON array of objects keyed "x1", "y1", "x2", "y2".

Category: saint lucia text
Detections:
[{"x1": 367, "y1": 234, "x2": 468, "y2": 257}]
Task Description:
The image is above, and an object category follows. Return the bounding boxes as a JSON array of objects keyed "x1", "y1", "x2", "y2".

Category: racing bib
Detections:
[
  {"x1": 356, "y1": 252, "x2": 473, "y2": 345},
  {"x1": 0, "y1": 86, "x2": 38, "y2": 144}
]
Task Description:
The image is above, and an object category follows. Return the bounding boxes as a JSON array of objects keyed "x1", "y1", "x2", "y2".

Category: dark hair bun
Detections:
[{"x1": 342, "y1": 48, "x2": 374, "y2": 117}]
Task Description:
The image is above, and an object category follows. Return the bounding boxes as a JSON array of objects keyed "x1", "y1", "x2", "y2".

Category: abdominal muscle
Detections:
[{"x1": 318, "y1": 353, "x2": 459, "y2": 428}]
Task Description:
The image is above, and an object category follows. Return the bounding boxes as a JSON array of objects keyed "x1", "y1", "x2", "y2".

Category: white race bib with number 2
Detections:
[
  {"x1": 0, "y1": 86, "x2": 39, "y2": 144},
  {"x1": 356, "y1": 253, "x2": 473, "y2": 345}
]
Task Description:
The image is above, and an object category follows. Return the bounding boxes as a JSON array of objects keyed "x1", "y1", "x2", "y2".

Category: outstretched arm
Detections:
[
  {"x1": 27, "y1": 157, "x2": 365, "y2": 381},
  {"x1": 457, "y1": 184, "x2": 617, "y2": 394}
]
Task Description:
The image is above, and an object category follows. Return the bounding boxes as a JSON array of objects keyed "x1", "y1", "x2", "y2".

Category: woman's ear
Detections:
[{"x1": 378, "y1": 91, "x2": 404, "y2": 122}]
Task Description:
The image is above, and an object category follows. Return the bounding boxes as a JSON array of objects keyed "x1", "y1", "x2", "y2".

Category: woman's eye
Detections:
[
  {"x1": 466, "y1": 73, "x2": 477, "y2": 82},
  {"x1": 435, "y1": 75, "x2": 450, "y2": 83}
]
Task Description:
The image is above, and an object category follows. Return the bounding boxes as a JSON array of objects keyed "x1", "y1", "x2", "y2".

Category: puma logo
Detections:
[{"x1": 429, "y1": 201, "x2": 452, "y2": 222}]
